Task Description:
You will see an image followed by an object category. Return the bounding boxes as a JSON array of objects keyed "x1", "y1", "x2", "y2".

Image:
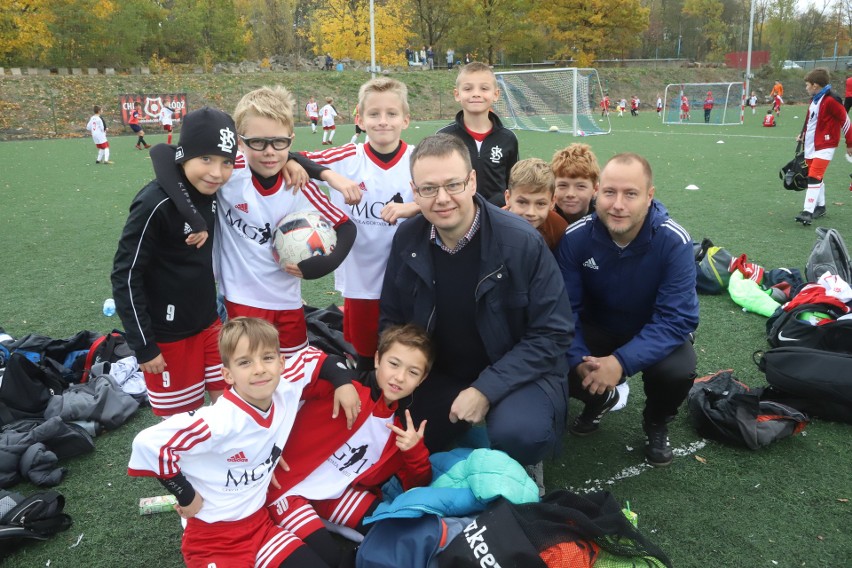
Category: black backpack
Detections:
[
  {"x1": 694, "y1": 238, "x2": 733, "y2": 295},
  {"x1": 0, "y1": 489, "x2": 72, "y2": 558},
  {"x1": 81, "y1": 331, "x2": 133, "y2": 383},
  {"x1": 805, "y1": 227, "x2": 852, "y2": 284},
  {"x1": 687, "y1": 370, "x2": 808, "y2": 449},
  {"x1": 765, "y1": 302, "x2": 852, "y2": 352},
  {"x1": 779, "y1": 141, "x2": 808, "y2": 191}
]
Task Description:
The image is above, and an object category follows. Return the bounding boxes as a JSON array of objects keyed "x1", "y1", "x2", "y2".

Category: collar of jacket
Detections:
[{"x1": 589, "y1": 199, "x2": 667, "y2": 255}]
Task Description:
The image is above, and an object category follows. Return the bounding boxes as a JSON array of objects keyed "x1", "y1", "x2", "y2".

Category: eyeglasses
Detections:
[
  {"x1": 413, "y1": 173, "x2": 472, "y2": 198},
  {"x1": 239, "y1": 135, "x2": 294, "y2": 151}
]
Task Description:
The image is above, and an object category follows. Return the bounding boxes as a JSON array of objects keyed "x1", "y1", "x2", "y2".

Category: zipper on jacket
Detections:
[{"x1": 475, "y1": 265, "x2": 504, "y2": 298}]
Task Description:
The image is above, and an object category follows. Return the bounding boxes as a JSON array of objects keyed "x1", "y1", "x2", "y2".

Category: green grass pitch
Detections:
[{"x1": 1, "y1": 107, "x2": 850, "y2": 567}]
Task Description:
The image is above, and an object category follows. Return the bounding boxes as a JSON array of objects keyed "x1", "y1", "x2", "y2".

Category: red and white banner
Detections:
[{"x1": 119, "y1": 93, "x2": 187, "y2": 125}]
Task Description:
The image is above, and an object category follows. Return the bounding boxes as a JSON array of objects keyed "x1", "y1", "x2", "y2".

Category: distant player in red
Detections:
[
  {"x1": 656, "y1": 94, "x2": 663, "y2": 116},
  {"x1": 772, "y1": 93, "x2": 783, "y2": 116},
  {"x1": 703, "y1": 91, "x2": 714, "y2": 123},
  {"x1": 763, "y1": 110, "x2": 776, "y2": 127},
  {"x1": 159, "y1": 105, "x2": 175, "y2": 144},
  {"x1": 680, "y1": 95, "x2": 690, "y2": 121},
  {"x1": 630, "y1": 95, "x2": 639, "y2": 116},
  {"x1": 600, "y1": 95, "x2": 610, "y2": 116},
  {"x1": 128, "y1": 102, "x2": 151, "y2": 150}
]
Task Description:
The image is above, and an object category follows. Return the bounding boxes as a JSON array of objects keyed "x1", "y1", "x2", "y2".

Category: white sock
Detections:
[
  {"x1": 104, "y1": 148, "x2": 110, "y2": 162},
  {"x1": 817, "y1": 182, "x2": 826, "y2": 207},
  {"x1": 97, "y1": 149, "x2": 104, "y2": 162},
  {"x1": 322, "y1": 131, "x2": 328, "y2": 142},
  {"x1": 804, "y1": 183, "x2": 820, "y2": 213},
  {"x1": 329, "y1": 131, "x2": 335, "y2": 142}
]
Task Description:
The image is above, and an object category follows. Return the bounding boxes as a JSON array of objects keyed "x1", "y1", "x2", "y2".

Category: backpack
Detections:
[
  {"x1": 0, "y1": 489, "x2": 72, "y2": 557},
  {"x1": 805, "y1": 227, "x2": 852, "y2": 284},
  {"x1": 780, "y1": 141, "x2": 808, "y2": 191},
  {"x1": 694, "y1": 238, "x2": 733, "y2": 294},
  {"x1": 765, "y1": 302, "x2": 852, "y2": 352},
  {"x1": 687, "y1": 370, "x2": 808, "y2": 449},
  {"x1": 81, "y1": 331, "x2": 133, "y2": 383},
  {"x1": 755, "y1": 347, "x2": 852, "y2": 424}
]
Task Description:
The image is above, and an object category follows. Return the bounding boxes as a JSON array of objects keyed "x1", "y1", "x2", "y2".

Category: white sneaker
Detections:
[{"x1": 611, "y1": 381, "x2": 630, "y2": 412}]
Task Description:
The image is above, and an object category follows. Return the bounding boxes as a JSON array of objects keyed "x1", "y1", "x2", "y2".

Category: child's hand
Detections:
[
  {"x1": 284, "y1": 263, "x2": 304, "y2": 279},
  {"x1": 283, "y1": 160, "x2": 309, "y2": 192},
  {"x1": 140, "y1": 354, "x2": 166, "y2": 375},
  {"x1": 185, "y1": 230, "x2": 208, "y2": 248},
  {"x1": 174, "y1": 493, "x2": 203, "y2": 519},
  {"x1": 387, "y1": 409, "x2": 427, "y2": 452},
  {"x1": 269, "y1": 456, "x2": 291, "y2": 490},
  {"x1": 332, "y1": 383, "x2": 361, "y2": 430},
  {"x1": 381, "y1": 202, "x2": 419, "y2": 225},
  {"x1": 322, "y1": 170, "x2": 363, "y2": 205}
]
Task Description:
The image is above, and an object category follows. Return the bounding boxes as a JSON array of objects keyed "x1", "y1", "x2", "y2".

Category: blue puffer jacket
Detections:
[
  {"x1": 556, "y1": 200, "x2": 699, "y2": 376},
  {"x1": 379, "y1": 194, "x2": 574, "y2": 408}
]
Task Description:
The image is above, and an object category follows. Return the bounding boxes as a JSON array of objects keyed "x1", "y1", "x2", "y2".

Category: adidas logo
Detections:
[
  {"x1": 227, "y1": 451, "x2": 248, "y2": 463},
  {"x1": 183, "y1": 222, "x2": 192, "y2": 235},
  {"x1": 583, "y1": 257, "x2": 599, "y2": 270},
  {"x1": 235, "y1": 203, "x2": 248, "y2": 213}
]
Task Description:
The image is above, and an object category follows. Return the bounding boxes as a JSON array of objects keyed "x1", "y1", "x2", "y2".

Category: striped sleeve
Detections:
[{"x1": 128, "y1": 417, "x2": 212, "y2": 478}]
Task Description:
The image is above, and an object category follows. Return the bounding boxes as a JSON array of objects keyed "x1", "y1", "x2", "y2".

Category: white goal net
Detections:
[
  {"x1": 662, "y1": 82, "x2": 744, "y2": 125},
  {"x1": 493, "y1": 68, "x2": 611, "y2": 136}
]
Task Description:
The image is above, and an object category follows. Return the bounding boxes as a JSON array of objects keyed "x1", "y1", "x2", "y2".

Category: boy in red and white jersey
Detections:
[
  {"x1": 128, "y1": 317, "x2": 360, "y2": 568},
  {"x1": 319, "y1": 96, "x2": 338, "y2": 145},
  {"x1": 305, "y1": 96, "x2": 319, "y2": 134},
  {"x1": 159, "y1": 104, "x2": 175, "y2": 144},
  {"x1": 86, "y1": 105, "x2": 112, "y2": 164},
  {"x1": 301, "y1": 78, "x2": 421, "y2": 371},
  {"x1": 794, "y1": 68, "x2": 852, "y2": 226},
  {"x1": 266, "y1": 323, "x2": 433, "y2": 567},
  {"x1": 216, "y1": 85, "x2": 361, "y2": 358}
]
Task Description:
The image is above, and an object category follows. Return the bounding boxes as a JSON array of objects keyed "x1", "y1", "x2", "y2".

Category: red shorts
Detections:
[
  {"x1": 310, "y1": 117, "x2": 318, "y2": 125},
  {"x1": 183, "y1": 507, "x2": 304, "y2": 568},
  {"x1": 225, "y1": 300, "x2": 308, "y2": 357},
  {"x1": 163, "y1": 124, "x2": 172, "y2": 132},
  {"x1": 805, "y1": 157, "x2": 830, "y2": 181},
  {"x1": 342, "y1": 298, "x2": 380, "y2": 357},
  {"x1": 95, "y1": 142, "x2": 109, "y2": 149},
  {"x1": 323, "y1": 125, "x2": 336, "y2": 131},
  {"x1": 268, "y1": 488, "x2": 378, "y2": 536},
  {"x1": 145, "y1": 321, "x2": 224, "y2": 416}
]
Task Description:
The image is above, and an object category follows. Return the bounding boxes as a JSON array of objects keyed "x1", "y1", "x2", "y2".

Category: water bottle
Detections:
[{"x1": 103, "y1": 298, "x2": 116, "y2": 317}]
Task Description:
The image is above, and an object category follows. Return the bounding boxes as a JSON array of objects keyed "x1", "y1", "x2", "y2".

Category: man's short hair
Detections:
[
  {"x1": 604, "y1": 152, "x2": 654, "y2": 189},
  {"x1": 377, "y1": 324, "x2": 435, "y2": 374},
  {"x1": 410, "y1": 133, "x2": 471, "y2": 175},
  {"x1": 508, "y1": 158, "x2": 555, "y2": 196},
  {"x1": 805, "y1": 68, "x2": 830, "y2": 87},
  {"x1": 551, "y1": 143, "x2": 601, "y2": 186},
  {"x1": 219, "y1": 317, "x2": 279, "y2": 368},
  {"x1": 358, "y1": 77, "x2": 410, "y2": 115},
  {"x1": 456, "y1": 61, "x2": 496, "y2": 86},
  {"x1": 233, "y1": 85, "x2": 295, "y2": 134}
]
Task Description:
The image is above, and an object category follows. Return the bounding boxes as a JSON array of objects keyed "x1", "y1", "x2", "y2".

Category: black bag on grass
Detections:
[
  {"x1": 694, "y1": 238, "x2": 733, "y2": 294},
  {"x1": 688, "y1": 370, "x2": 807, "y2": 449},
  {"x1": 765, "y1": 302, "x2": 852, "y2": 351},
  {"x1": 780, "y1": 141, "x2": 808, "y2": 191},
  {"x1": 0, "y1": 489, "x2": 72, "y2": 558},
  {"x1": 755, "y1": 347, "x2": 852, "y2": 423}
]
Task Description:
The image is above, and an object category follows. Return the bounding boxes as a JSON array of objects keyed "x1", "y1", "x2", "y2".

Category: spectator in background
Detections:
[
  {"x1": 447, "y1": 48, "x2": 455, "y2": 70},
  {"x1": 419, "y1": 46, "x2": 427, "y2": 68},
  {"x1": 844, "y1": 73, "x2": 852, "y2": 113},
  {"x1": 427, "y1": 45, "x2": 435, "y2": 70},
  {"x1": 323, "y1": 53, "x2": 333, "y2": 71}
]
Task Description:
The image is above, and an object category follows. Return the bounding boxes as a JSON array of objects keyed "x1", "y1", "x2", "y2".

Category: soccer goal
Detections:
[
  {"x1": 662, "y1": 82, "x2": 745, "y2": 125},
  {"x1": 492, "y1": 68, "x2": 611, "y2": 136}
]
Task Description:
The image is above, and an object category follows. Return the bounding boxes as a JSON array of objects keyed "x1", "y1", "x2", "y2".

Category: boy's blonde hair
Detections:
[
  {"x1": 507, "y1": 158, "x2": 555, "y2": 196},
  {"x1": 456, "y1": 61, "x2": 497, "y2": 87},
  {"x1": 551, "y1": 143, "x2": 601, "y2": 186},
  {"x1": 358, "y1": 77, "x2": 410, "y2": 115},
  {"x1": 219, "y1": 317, "x2": 279, "y2": 368},
  {"x1": 233, "y1": 85, "x2": 295, "y2": 134},
  {"x1": 325, "y1": 96, "x2": 334, "y2": 103},
  {"x1": 377, "y1": 324, "x2": 435, "y2": 374}
]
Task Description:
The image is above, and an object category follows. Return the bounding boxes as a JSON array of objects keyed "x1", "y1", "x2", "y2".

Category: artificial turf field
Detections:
[{"x1": 1, "y1": 106, "x2": 850, "y2": 567}]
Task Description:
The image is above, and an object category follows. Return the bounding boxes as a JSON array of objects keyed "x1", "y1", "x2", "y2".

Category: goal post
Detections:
[
  {"x1": 662, "y1": 82, "x2": 745, "y2": 125},
  {"x1": 492, "y1": 68, "x2": 611, "y2": 136}
]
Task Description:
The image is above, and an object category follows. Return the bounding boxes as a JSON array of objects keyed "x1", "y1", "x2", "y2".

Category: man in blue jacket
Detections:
[
  {"x1": 380, "y1": 134, "x2": 573, "y2": 467},
  {"x1": 556, "y1": 153, "x2": 698, "y2": 467}
]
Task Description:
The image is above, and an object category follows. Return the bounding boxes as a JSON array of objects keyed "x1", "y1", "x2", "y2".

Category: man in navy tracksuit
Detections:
[{"x1": 556, "y1": 153, "x2": 698, "y2": 467}]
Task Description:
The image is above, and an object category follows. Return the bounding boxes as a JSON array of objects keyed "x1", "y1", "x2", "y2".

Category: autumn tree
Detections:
[
  {"x1": 534, "y1": 0, "x2": 649, "y2": 66},
  {"x1": 408, "y1": 0, "x2": 452, "y2": 48},
  {"x1": 160, "y1": 0, "x2": 249, "y2": 64},
  {"x1": 682, "y1": 0, "x2": 727, "y2": 60},
  {"x1": 309, "y1": 0, "x2": 412, "y2": 66},
  {"x1": 448, "y1": 0, "x2": 532, "y2": 65},
  {"x1": 0, "y1": 0, "x2": 55, "y2": 66},
  {"x1": 239, "y1": 0, "x2": 298, "y2": 59}
]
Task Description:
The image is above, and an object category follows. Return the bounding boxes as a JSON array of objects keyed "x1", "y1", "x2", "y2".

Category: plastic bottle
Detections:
[{"x1": 103, "y1": 298, "x2": 116, "y2": 317}]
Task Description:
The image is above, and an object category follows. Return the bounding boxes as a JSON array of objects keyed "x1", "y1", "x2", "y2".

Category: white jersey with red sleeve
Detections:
[
  {"x1": 306, "y1": 101, "x2": 319, "y2": 119},
  {"x1": 127, "y1": 347, "x2": 326, "y2": 524},
  {"x1": 320, "y1": 104, "x2": 338, "y2": 127},
  {"x1": 214, "y1": 153, "x2": 349, "y2": 310},
  {"x1": 301, "y1": 142, "x2": 415, "y2": 299},
  {"x1": 86, "y1": 115, "x2": 107, "y2": 144}
]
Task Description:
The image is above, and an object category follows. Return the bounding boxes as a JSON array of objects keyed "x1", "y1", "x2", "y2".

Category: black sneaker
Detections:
[
  {"x1": 570, "y1": 389, "x2": 619, "y2": 436},
  {"x1": 794, "y1": 210, "x2": 813, "y2": 226},
  {"x1": 643, "y1": 421, "x2": 673, "y2": 467},
  {"x1": 813, "y1": 205, "x2": 827, "y2": 219}
]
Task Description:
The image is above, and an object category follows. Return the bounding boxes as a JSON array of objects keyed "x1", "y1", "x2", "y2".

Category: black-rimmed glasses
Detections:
[
  {"x1": 413, "y1": 172, "x2": 472, "y2": 198},
  {"x1": 239, "y1": 135, "x2": 294, "y2": 151}
]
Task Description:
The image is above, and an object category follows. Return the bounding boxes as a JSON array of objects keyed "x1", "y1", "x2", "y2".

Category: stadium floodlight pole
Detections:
[
  {"x1": 744, "y1": 0, "x2": 756, "y2": 106},
  {"x1": 369, "y1": 0, "x2": 376, "y2": 77}
]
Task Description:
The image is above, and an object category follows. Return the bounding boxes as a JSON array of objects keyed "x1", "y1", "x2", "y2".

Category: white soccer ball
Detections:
[
  {"x1": 272, "y1": 210, "x2": 337, "y2": 268},
  {"x1": 576, "y1": 130, "x2": 586, "y2": 136},
  {"x1": 548, "y1": 125, "x2": 559, "y2": 132}
]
